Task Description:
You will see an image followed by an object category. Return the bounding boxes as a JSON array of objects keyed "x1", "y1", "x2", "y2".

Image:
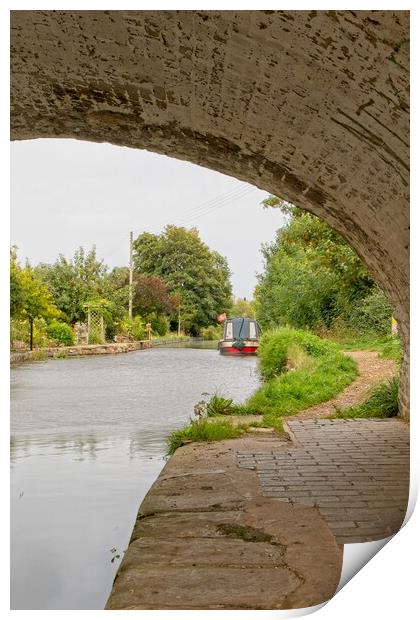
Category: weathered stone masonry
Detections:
[{"x1": 10, "y1": 10, "x2": 409, "y2": 416}]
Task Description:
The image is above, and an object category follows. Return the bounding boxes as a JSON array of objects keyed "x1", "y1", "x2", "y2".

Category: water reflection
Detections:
[{"x1": 11, "y1": 346, "x2": 260, "y2": 609}]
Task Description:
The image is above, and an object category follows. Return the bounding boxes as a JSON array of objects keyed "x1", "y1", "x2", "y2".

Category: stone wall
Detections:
[
  {"x1": 10, "y1": 341, "x2": 150, "y2": 364},
  {"x1": 10, "y1": 10, "x2": 409, "y2": 416}
]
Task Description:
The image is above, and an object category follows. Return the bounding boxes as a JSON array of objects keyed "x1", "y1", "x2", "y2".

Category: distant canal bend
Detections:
[{"x1": 10, "y1": 343, "x2": 260, "y2": 610}]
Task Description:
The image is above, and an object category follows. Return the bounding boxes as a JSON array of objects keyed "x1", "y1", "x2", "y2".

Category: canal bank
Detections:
[
  {"x1": 10, "y1": 337, "x2": 205, "y2": 364},
  {"x1": 106, "y1": 431, "x2": 343, "y2": 610}
]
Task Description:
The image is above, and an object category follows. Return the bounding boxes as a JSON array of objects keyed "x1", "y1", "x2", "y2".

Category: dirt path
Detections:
[{"x1": 294, "y1": 350, "x2": 397, "y2": 420}]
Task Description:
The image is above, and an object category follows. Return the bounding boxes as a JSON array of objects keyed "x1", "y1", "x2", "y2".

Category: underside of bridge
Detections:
[{"x1": 10, "y1": 10, "x2": 409, "y2": 417}]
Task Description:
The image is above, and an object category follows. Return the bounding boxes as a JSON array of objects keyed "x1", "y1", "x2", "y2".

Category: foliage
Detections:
[
  {"x1": 133, "y1": 274, "x2": 177, "y2": 317},
  {"x1": 10, "y1": 251, "x2": 59, "y2": 325},
  {"x1": 88, "y1": 331, "x2": 104, "y2": 345},
  {"x1": 200, "y1": 324, "x2": 223, "y2": 340},
  {"x1": 380, "y1": 337, "x2": 402, "y2": 362},
  {"x1": 335, "y1": 334, "x2": 402, "y2": 363},
  {"x1": 149, "y1": 313, "x2": 169, "y2": 336},
  {"x1": 119, "y1": 315, "x2": 146, "y2": 341},
  {"x1": 255, "y1": 197, "x2": 392, "y2": 335},
  {"x1": 257, "y1": 327, "x2": 333, "y2": 381},
  {"x1": 46, "y1": 321, "x2": 75, "y2": 346},
  {"x1": 32, "y1": 318, "x2": 51, "y2": 348},
  {"x1": 10, "y1": 247, "x2": 25, "y2": 318},
  {"x1": 167, "y1": 418, "x2": 248, "y2": 454},
  {"x1": 206, "y1": 393, "x2": 237, "y2": 417},
  {"x1": 10, "y1": 318, "x2": 28, "y2": 349},
  {"x1": 133, "y1": 225, "x2": 232, "y2": 335},
  {"x1": 333, "y1": 376, "x2": 399, "y2": 418},
  {"x1": 19, "y1": 266, "x2": 60, "y2": 322},
  {"x1": 339, "y1": 288, "x2": 394, "y2": 336},
  {"x1": 231, "y1": 297, "x2": 255, "y2": 318},
  {"x1": 244, "y1": 328, "x2": 358, "y2": 425},
  {"x1": 102, "y1": 267, "x2": 131, "y2": 337},
  {"x1": 35, "y1": 246, "x2": 108, "y2": 325}
]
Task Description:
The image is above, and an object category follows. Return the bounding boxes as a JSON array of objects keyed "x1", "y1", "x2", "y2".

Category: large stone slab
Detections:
[{"x1": 106, "y1": 438, "x2": 342, "y2": 609}]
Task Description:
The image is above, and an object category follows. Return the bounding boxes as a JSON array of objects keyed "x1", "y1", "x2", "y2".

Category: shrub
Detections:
[
  {"x1": 200, "y1": 324, "x2": 223, "y2": 340},
  {"x1": 46, "y1": 321, "x2": 75, "y2": 346},
  {"x1": 257, "y1": 327, "x2": 338, "y2": 380},
  {"x1": 151, "y1": 314, "x2": 169, "y2": 336},
  {"x1": 118, "y1": 315, "x2": 145, "y2": 341},
  {"x1": 343, "y1": 288, "x2": 393, "y2": 336}
]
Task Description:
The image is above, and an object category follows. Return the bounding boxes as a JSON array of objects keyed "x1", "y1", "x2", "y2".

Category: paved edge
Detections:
[{"x1": 106, "y1": 434, "x2": 343, "y2": 610}]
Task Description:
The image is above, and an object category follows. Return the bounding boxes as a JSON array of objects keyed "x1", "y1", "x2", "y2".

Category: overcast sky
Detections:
[{"x1": 10, "y1": 139, "x2": 286, "y2": 299}]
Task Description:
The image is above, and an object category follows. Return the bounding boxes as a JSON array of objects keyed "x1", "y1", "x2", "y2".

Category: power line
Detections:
[
  {"x1": 150, "y1": 182, "x2": 255, "y2": 230},
  {"x1": 102, "y1": 182, "x2": 261, "y2": 266},
  {"x1": 178, "y1": 187, "x2": 257, "y2": 226}
]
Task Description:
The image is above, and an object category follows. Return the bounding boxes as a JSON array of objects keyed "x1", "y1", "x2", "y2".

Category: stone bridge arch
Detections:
[{"x1": 10, "y1": 10, "x2": 409, "y2": 416}]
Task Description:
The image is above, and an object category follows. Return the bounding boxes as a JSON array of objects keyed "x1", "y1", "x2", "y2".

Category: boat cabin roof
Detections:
[{"x1": 223, "y1": 317, "x2": 260, "y2": 340}]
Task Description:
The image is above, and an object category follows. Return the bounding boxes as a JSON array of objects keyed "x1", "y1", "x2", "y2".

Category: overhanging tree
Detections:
[{"x1": 256, "y1": 196, "x2": 393, "y2": 334}]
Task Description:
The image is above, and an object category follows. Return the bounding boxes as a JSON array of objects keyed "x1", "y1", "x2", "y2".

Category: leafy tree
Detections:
[
  {"x1": 256, "y1": 196, "x2": 392, "y2": 335},
  {"x1": 133, "y1": 275, "x2": 177, "y2": 318},
  {"x1": 19, "y1": 265, "x2": 60, "y2": 349},
  {"x1": 133, "y1": 226, "x2": 232, "y2": 335},
  {"x1": 231, "y1": 297, "x2": 255, "y2": 318},
  {"x1": 35, "y1": 246, "x2": 108, "y2": 324},
  {"x1": 102, "y1": 267, "x2": 131, "y2": 338}
]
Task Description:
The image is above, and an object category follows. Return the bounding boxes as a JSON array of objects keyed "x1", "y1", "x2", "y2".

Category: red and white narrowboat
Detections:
[{"x1": 218, "y1": 317, "x2": 260, "y2": 355}]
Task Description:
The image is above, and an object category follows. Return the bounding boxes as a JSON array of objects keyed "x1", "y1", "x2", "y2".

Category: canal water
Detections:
[{"x1": 10, "y1": 344, "x2": 260, "y2": 610}]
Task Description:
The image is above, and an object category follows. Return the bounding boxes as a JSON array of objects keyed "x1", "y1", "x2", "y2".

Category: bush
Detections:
[
  {"x1": 257, "y1": 327, "x2": 338, "y2": 380},
  {"x1": 343, "y1": 288, "x2": 393, "y2": 336},
  {"x1": 200, "y1": 324, "x2": 223, "y2": 340},
  {"x1": 118, "y1": 315, "x2": 145, "y2": 341},
  {"x1": 150, "y1": 314, "x2": 169, "y2": 337},
  {"x1": 46, "y1": 321, "x2": 75, "y2": 346},
  {"x1": 334, "y1": 376, "x2": 399, "y2": 418}
]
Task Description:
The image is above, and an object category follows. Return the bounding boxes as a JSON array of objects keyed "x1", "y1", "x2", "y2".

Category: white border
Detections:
[{"x1": 3, "y1": 3, "x2": 417, "y2": 619}]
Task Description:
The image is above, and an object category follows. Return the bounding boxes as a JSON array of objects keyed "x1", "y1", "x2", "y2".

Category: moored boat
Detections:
[{"x1": 218, "y1": 317, "x2": 260, "y2": 355}]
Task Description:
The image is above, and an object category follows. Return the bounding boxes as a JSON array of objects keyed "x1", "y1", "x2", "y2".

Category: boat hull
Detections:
[{"x1": 218, "y1": 340, "x2": 258, "y2": 355}]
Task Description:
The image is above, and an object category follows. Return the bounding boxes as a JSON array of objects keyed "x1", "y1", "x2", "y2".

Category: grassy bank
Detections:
[{"x1": 242, "y1": 328, "x2": 358, "y2": 430}]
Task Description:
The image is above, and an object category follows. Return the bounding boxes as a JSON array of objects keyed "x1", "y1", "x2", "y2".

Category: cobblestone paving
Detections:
[{"x1": 237, "y1": 419, "x2": 409, "y2": 544}]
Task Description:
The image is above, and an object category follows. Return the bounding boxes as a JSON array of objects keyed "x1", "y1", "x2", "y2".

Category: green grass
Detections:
[
  {"x1": 167, "y1": 418, "x2": 249, "y2": 454},
  {"x1": 243, "y1": 328, "x2": 358, "y2": 428},
  {"x1": 331, "y1": 334, "x2": 402, "y2": 362},
  {"x1": 332, "y1": 376, "x2": 400, "y2": 419},
  {"x1": 206, "y1": 393, "x2": 238, "y2": 416}
]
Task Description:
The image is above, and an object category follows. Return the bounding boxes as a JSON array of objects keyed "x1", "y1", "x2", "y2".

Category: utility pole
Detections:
[
  {"x1": 129, "y1": 231, "x2": 133, "y2": 320},
  {"x1": 177, "y1": 301, "x2": 181, "y2": 337}
]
